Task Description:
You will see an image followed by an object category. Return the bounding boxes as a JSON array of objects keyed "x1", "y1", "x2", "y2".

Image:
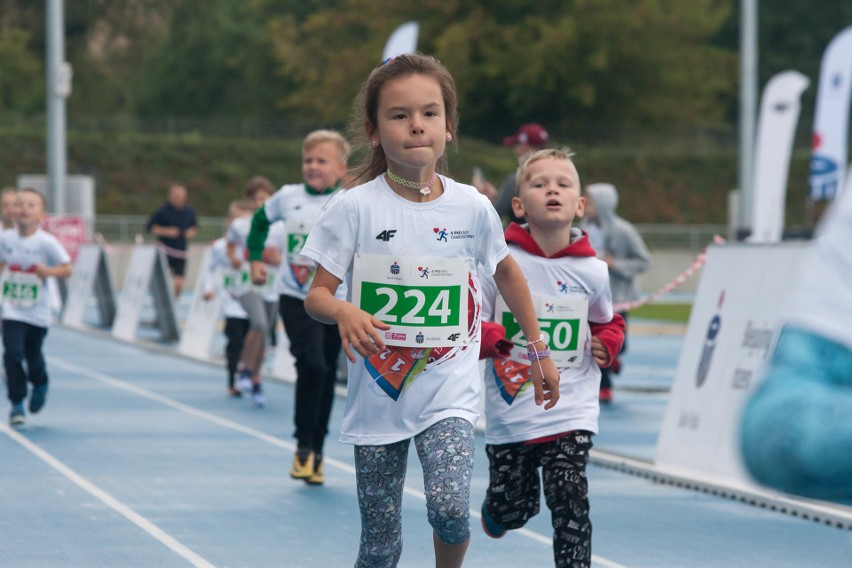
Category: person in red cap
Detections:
[{"x1": 472, "y1": 123, "x2": 551, "y2": 225}]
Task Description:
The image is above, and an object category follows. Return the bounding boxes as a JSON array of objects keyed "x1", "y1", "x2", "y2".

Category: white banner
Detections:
[
  {"x1": 62, "y1": 244, "x2": 115, "y2": 329},
  {"x1": 655, "y1": 243, "x2": 810, "y2": 489},
  {"x1": 749, "y1": 71, "x2": 809, "y2": 243},
  {"x1": 382, "y1": 21, "x2": 418, "y2": 61},
  {"x1": 809, "y1": 26, "x2": 852, "y2": 200},
  {"x1": 178, "y1": 247, "x2": 220, "y2": 359},
  {"x1": 112, "y1": 246, "x2": 177, "y2": 342}
]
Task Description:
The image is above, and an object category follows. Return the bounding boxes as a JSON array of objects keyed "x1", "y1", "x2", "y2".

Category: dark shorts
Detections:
[{"x1": 166, "y1": 255, "x2": 186, "y2": 277}]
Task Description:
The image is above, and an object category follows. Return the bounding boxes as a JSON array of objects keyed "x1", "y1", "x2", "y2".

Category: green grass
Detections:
[{"x1": 630, "y1": 303, "x2": 692, "y2": 323}]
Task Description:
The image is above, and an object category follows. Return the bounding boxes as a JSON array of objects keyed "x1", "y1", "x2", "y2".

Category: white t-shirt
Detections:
[
  {"x1": 203, "y1": 238, "x2": 248, "y2": 319},
  {"x1": 0, "y1": 229, "x2": 71, "y2": 328},
  {"x1": 481, "y1": 241, "x2": 613, "y2": 444},
  {"x1": 226, "y1": 214, "x2": 284, "y2": 302},
  {"x1": 301, "y1": 174, "x2": 509, "y2": 445},
  {"x1": 263, "y1": 183, "x2": 344, "y2": 301},
  {"x1": 784, "y1": 186, "x2": 852, "y2": 348}
]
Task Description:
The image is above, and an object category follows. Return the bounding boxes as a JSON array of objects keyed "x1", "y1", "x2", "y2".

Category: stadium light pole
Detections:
[
  {"x1": 46, "y1": 0, "x2": 70, "y2": 214},
  {"x1": 739, "y1": 0, "x2": 758, "y2": 236}
]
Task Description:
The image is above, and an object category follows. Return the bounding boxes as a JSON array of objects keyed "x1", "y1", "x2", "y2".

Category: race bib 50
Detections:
[{"x1": 495, "y1": 294, "x2": 588, "y2": 367}]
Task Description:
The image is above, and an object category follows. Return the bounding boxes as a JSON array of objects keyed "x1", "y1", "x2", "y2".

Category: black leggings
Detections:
[
  {"x1": 484, "y1": 431, "x2": 593, "y2": 568},
  {"x1": 3, "y1": 320, "x2": 48, "y2": 405},
  {"x1": 279, "y1": 295, "x2": 341, "y2": 453},
  {"x1": 224, "y1": 317, "x2": 250, "y2": 387}
]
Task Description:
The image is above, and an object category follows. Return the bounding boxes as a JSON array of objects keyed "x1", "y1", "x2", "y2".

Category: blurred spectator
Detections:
[
  {"x1": 472, "y1": 123, "x2": 550, "y2": 225},
  {"x1": 583, "y1": 182, "x2": 651, "y2": 403},
  {"x1": 145, "y1": 183, "x2": 198, "y2": 298}
]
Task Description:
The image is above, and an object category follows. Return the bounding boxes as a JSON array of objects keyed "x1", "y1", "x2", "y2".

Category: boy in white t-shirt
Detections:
[
  {"x1": 248, "y1": 130, "x2": 349, "y2": 485},
  {"x1": 0, "y1": 188, "x2": 72, "y2": 427},
  {"x1": 202, "y1": 200, "x2": 251, "y2": 397},
  {"x1": 479, "y1": 149, "x2": 624, "y2": 567}
]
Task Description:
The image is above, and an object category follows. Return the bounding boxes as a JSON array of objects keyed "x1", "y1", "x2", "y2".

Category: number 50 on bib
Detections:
[
  {"x1": 495, "y1": 294, "x2": 589, "y2": 367},
  {"x1": 352, "y1": 254, "x2": 468, "y2": 348}
]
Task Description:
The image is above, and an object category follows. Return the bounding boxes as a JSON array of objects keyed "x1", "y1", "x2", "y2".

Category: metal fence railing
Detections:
[
  {"x1": 94, "y1": 215, "x2": 228, "y2": 244},
  {"x1": 92, "y1": 215, "x2": 727, "y2": 251},
  {"x1": 635, "y1": 224, "x2": 728, "y2": 250}
]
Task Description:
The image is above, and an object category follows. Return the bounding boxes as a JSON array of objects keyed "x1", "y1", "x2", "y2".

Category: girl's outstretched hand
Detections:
[
  {"x1": 530, "y1": 356, "x2": 560, "y2": 410},
  {"x1": 335, "y1": 302, "x2": 390, "y2": 362}
]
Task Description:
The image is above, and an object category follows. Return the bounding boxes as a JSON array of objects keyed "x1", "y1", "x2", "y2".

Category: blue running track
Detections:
[{"x1": 2, "y1": 324, "x2": 851, "y2": 567}]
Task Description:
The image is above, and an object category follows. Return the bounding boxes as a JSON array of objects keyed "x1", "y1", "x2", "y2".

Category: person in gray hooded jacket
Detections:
[{"x1": 582, "y1": 182, "x2": 651, "y2": 402}]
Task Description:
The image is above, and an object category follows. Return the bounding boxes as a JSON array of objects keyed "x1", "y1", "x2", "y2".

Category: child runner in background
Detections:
[
  {"x1": 227, "y1": 176, "x2": 283, "y2": 407},
  {"x1": 300, "y1": 53, "x2": 560, "y2": 568},
  {"x1": 478, "y1": 149, "x2": 624, "y2": 568},
  {"x1": 247, "y1": 130, "x2": 349, "y2": 485},
  {"x1": 202, "y1": 199, "x2": 251, "y2": 397},
  {"x1": 582, "y1": 182, "x2": 650, "y2": 403},
  {"x1": 1, "y1": 188, "x2": 72, "y2": 427}
]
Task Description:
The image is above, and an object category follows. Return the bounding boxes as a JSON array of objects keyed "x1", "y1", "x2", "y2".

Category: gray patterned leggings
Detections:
[{"x1": 353, "y1": 417, "x2": 475, "y2": 568}]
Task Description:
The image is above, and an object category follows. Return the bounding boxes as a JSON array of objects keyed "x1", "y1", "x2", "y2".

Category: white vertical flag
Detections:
[
  {"x1": 382, "y1": 21, "x2": 419, "y2": 61},
  {"x1": 809, "y1": 26, "x2": 852, "y2": 200},
  {"x1": 749, "y1": 71, "x2": 810, "y2": 243}
]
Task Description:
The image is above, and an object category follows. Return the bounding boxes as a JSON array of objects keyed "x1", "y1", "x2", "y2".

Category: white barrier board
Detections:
[
  {"x1": 112, "y1": 246, "x2": 178, "y2": 342},
  {"x1": 62, "y1": 244, "x2": 116, "y2": 329},
  {"x1": 654, "y1": 242, "x2": 811, "y2": 488},
  {"x1": 178, "y1": 247, "x2": 221, "y2": 358}
]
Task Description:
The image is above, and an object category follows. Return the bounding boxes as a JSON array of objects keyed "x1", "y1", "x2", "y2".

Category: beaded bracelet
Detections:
[{"x1": 526, "y1": 348, "x2": 552, "y2": 361}]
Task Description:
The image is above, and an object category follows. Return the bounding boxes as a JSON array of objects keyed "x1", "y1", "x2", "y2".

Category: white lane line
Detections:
[
  {"x1": 50, "y1": 356, "x2": 629, "y2": 568},
  {"x1": 0, "y1": 422, "x2": 216, "y2": 568}
]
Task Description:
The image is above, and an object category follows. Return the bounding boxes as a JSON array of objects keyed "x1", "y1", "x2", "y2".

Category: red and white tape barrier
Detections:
[{"x1": 613, "y1": 235, "x2": 726, "y2": 312}]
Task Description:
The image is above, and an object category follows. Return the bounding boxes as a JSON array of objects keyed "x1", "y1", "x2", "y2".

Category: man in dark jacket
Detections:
[{"x1": 146, "y1": 183, "x2": 198, "y2": 298}]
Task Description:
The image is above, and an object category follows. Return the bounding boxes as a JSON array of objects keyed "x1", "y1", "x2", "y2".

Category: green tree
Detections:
[
  {"x1": 267, "y1": 0, "x2": 736, "y2": 139},
  {"x1": 63, "y1": 0, "x2": 170, "y2": 116},
  {"x1": 131, "y1": 0, "x2": 287, "y2": 117},
  {"x1": 0, "y1": 26, "x2": 43, "y2": 113},
  {"x1": 715, "y1": 1, "x2": 852, "y2": 127}
]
